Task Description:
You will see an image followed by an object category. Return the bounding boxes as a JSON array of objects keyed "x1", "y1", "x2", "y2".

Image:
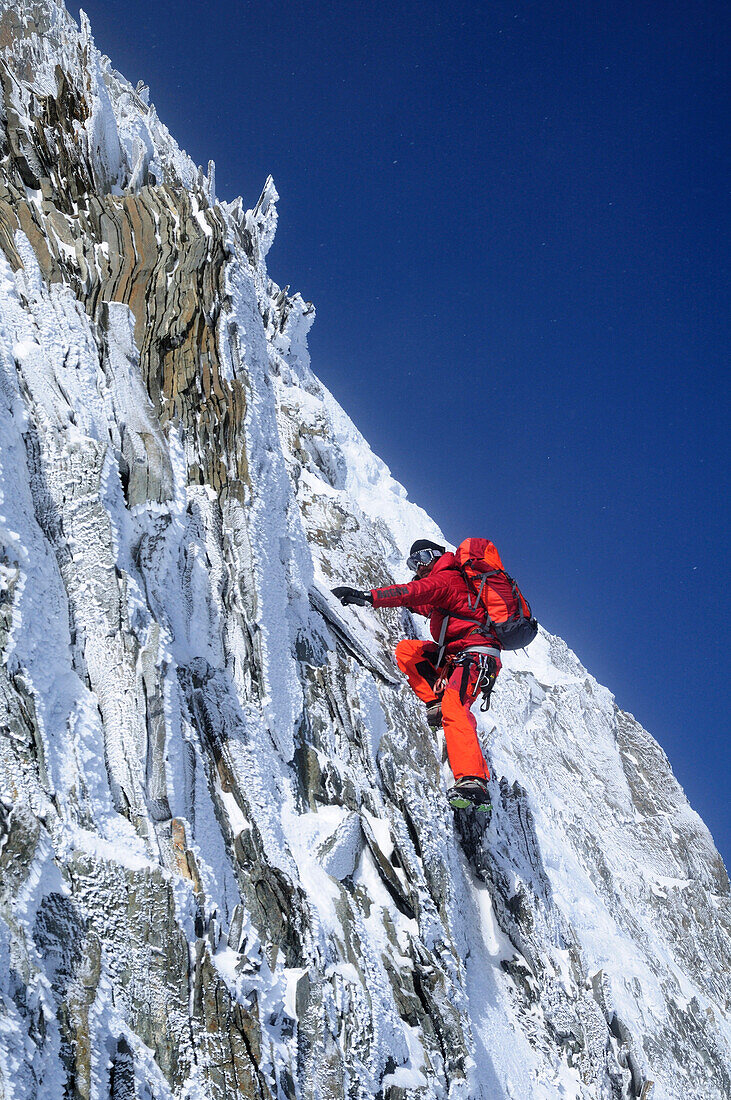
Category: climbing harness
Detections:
[{"x1": 434, "y1": 645, "x2": 500, "y2": 712}]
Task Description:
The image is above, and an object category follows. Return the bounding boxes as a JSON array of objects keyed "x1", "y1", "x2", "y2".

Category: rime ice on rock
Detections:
[{"x1": 0, "y1": 3, "x2": 729, "y2": 1099}]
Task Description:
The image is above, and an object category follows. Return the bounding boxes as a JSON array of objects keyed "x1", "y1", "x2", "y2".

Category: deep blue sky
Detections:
[{"x1": 75, "y1": 1, "x2": 729, "y2": 862}]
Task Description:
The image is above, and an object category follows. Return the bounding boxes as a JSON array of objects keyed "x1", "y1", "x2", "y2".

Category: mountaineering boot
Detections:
[
  {"x1": 425, "y1": 700, "x2": 442, "y2": 728},
  {"x1": 447, "y1": 776, "x2": 492, "y2": 813}
]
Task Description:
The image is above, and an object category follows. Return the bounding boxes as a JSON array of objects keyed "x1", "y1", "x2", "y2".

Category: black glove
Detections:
[{"x1": 332, "y1": 586, "x2": 372, "y2": 607}]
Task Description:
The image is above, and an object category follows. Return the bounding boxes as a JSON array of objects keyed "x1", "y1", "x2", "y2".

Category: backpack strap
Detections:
[
  {"x1": 436, "y1": 613, "x2": 450, "y2": 667},
  {"x1": 435, "y1": 609, "x2": 487, "y2": 627},
  {"x1": 434, "y1": 607, "x2": 495, "y2": 666},
  {"x1": 496, "y1": 570, "x2": 532, "y2": 620},
  {"x1": 459, "y1": 562, "x2": 501, "y2": 610},
  {"x1": 470, "y1": 572, "x2": 488, "y2": 610}
]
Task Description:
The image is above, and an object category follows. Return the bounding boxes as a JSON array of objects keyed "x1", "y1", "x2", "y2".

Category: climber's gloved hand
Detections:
[{"x1": 332, "y1": 586, "x2": 372, "y2": 607}]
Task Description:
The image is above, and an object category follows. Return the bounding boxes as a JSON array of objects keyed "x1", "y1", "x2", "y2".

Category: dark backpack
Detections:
[{"x1": 454, "y1": 538, "x2": 538, "y2": 651}]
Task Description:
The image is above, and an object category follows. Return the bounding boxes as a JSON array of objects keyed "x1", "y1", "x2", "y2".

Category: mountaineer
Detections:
[{"x1": 333, "y1": 538, "x2": 537, "y2": 813}]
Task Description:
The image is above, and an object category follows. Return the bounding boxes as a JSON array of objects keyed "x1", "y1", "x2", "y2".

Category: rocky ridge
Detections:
[{"x1": 0, "y1": 3, "x2": 729, "y2": 1098}]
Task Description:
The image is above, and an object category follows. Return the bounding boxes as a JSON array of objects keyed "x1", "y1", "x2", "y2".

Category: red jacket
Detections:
[{"x1": 370, "y1": 552, "x2": 500, "y2": 655}]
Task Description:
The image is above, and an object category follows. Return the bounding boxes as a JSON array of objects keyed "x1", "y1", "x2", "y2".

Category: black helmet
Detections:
[{"x1": 407, "y1": 539, "x2": 445, "y2": 573}]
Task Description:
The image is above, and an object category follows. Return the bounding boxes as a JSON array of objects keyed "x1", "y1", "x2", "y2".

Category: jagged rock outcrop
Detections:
[{"x1": 0, "y1": 3, "x2": 729, "y2": 1098}]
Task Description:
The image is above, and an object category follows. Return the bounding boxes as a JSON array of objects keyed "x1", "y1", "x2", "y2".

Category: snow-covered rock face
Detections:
[{"x1": 0, "y1": 3, "x2": 728, "y2": 1098}]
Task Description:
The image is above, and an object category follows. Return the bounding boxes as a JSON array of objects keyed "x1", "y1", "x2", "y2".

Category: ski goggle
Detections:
[{"x1": 407, "y1": 548, "x2": 441, "y2": 573}]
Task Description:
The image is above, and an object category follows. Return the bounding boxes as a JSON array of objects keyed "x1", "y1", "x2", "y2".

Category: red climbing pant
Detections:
[{"x1": 394, "y1": 639, "x2": 492, "y2": 782}]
